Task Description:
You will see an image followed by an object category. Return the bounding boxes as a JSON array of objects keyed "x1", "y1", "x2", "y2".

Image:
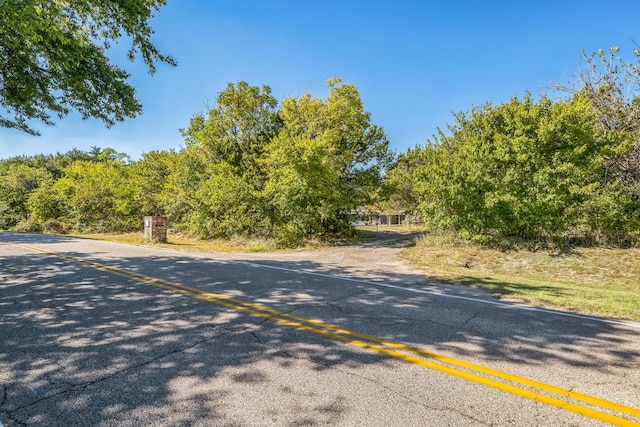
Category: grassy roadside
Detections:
[
  {"x1": 69, "y1": 229, "x2": 377, "y2": 253},
  {"x1": 69, "y1": 232, "x2": 279, "y2": 252},
  {"x1": 67, "y1": 229, "x2": 639, "y2": 322},
  {"x1": 400, "y1": 234, "x2": 640, "y2": 322}
]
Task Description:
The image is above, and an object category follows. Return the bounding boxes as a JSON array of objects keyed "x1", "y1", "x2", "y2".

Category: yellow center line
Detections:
[{"x1": 3, "y1": 239, "x2": 640, "y2": 426}]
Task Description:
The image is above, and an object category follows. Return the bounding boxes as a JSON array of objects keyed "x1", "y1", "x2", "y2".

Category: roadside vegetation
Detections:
[
  {"x1": 401, "y1": 233, "x2": 640, "y2": 321},
  {"x1": 71, "y1": 228, "x2": 376, "y2": 253},
  {"x1": 382, "y1": 50, "x2": 640, "y2": 248},
  {"x1": 0, "y1": 79, "x2": 391, "y2": 247},
  {"x1": 1, "y1": 46, "x2": 639, "y2": 321},
  {"x1": 71, "y1": 232, "x2": 277, "y2": 253}
]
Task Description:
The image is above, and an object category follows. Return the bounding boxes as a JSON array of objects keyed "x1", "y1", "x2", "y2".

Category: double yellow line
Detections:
[{"x1": 4, "y1": 239, "x2": 640, "y2": 426}]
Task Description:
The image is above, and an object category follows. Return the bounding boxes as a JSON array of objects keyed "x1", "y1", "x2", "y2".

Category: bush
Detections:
[
  {"x1": 415, "y1": 94, "x2": 640, "y2": 246},
  {"x1": 12, "y1": 220, "x2": 42, "y2": 233},
  {"x1": 42, "y1": 219, "x2": 68, "y2": 234}
]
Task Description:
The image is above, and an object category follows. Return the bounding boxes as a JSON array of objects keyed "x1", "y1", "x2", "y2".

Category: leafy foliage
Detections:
[
  {"x1": 412, "y1": 93, "x2": 640, "y2": 244},
  {"x1": 131, "y1": 149, "x2": 181, "y2": 216},
  {"x1": 0, "y1": 163, "x2": 51, "y2": 229},
  {"x1": 3, "y1": 72, "x2": 637, "y2": 248},
  {"x1": 0, "y1": 0, "x2": 175, "y2": 135},
  {"x1": 264, "y1": 79, "x2": 391, "y2": 244},
  {"x1": 181, "y1": 81, "x2": 280, "y2": 174},
  {"x1": 173, "y1": 79, "x2": 391, "y2": 244},
  {"x1": 379, "y1": 147, "x2": 424, "y2": 216},
  {"x1": 556, "y1": 47, "x2": 640, "y2": 199},
  {"x1": 52, "y1": 159, "x2": 137, "y2": 232},
  {"x1": 174, "y1": 82, "x2": 280, "y2": 238}
]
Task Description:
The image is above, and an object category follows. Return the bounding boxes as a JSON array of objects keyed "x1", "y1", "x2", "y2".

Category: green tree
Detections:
[
  {"x1": 131, "y1": 149, "x2": 181, "y2": 216},
  {"x1": 167, "y1": 150, "x2": 272, "y2": 238},
  {"x1": 0, "y1": 0, "x2": 175, "y2": 135},
  {"x1": 0, "y1": 149, "x2": 98, "y2": 229},
  {"x1": 556, "y1": 47, "x2": 640, "y2": 199},
  {"x1": 264, "y1": 79, "x2": 392, "y2": 243},
  {"x1": 264, "y1": 131, "x2": 343, "y2": 242},
  {"x1": 53, "y1": 159, "x2": 137, "y2": 232},
  {"x1": 0, "y1": 163, "x2": 50, "y2": 229},
  {"x1": 192, "y1": 161, "x2": 265, "y2": 238},
  {"x1": 173, "y1": 82, "x2": 281, "y2": 238},
  {"x1": 174, "y1": 79, "x2": 391, "y2": 244},
  {"x1": 379, "y1": 147, "x2": 424, "y2": 217},
  {"x1": 416, "y1": 93, "x2": 639, "y2": 243},
  {"x1": 164, "y1": 151, "x2": 206, "y2": 233},
  {"x1": 181, "y1": 81, "x2": 280, "y2": 179},
  {"x1": 27, "y1": 178, "x2": 64, "y2": 225}
]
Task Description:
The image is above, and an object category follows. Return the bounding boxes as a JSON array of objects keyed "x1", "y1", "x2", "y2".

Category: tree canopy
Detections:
[
  {"x1": 383, "y1": 92, "x2": 640, "y2": 245},
  {"x1": 263, "y1": 79, "x2": 391, "y2": 243},
  {"x1": 555, "y1": 47, "x2": 640, "y2": 199},
  {"x1": 175, "y1": 79, "x2": 391, "y2": 244},
  {"x1": 376, "y1": 47, "x2": 640, "y2": 246},
  {"x1": 2, "y1": 48, "x2": 639, "y2": 248},
  {"x1": 0, "y1": 80, "x2": 392, "y2": 246},
  {"x1": 0, "y1": 0, "x2": 175, "y2": 135}
]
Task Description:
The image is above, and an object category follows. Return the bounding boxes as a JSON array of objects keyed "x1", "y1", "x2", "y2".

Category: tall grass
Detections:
[{"x1": 401, "y1": 233, "x2": 640, "y2": 321}]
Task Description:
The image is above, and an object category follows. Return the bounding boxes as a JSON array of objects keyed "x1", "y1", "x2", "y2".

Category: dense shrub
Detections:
[{"x1": 412, "y1": 94, "x2": 639, "y2": 245}]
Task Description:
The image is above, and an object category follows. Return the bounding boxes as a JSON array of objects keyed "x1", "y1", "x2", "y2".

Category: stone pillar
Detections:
[{"x1": 144, "y1": 216, "x2": 168, "y2": 242}]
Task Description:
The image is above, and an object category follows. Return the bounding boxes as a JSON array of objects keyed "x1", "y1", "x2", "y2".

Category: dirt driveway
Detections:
[{"x1": 203, "y1": 230, "x2": 496, "y2": 301}]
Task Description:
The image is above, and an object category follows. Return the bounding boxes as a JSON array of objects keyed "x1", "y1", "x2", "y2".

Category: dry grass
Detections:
[
  {"x1": 70, "y1": 231, "x2": 369, "y2": 252},
  {"x1": 401, "y1": 233, "x2": 640, "y2": 322},
  {"x1": 71, "y1": 232, "x2": 279, "y2": 253}
]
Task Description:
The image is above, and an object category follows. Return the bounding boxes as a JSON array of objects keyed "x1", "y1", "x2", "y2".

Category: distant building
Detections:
[{"x1": 352, "y1": 207, "x2": 411, "y2": 226}]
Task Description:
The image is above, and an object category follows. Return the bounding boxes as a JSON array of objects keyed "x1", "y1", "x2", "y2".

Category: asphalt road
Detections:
[{"x1": 1, "y1": 232, "x2": 639, "y2": 426}]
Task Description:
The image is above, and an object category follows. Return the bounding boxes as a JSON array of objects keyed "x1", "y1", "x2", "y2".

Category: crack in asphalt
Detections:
[
  {"x1": 462, "y1": 311, "x2": 480, "y2": 327},
  {"x1": 4, "y1": 328, "x2": 231, "y2": 414},
  {"x1": 327, "y1": 364, "x2": 493, "y2": 426},
  {"x1": 43, "y1": 373, "x2": 74, "y2": 389},
  {"x1": 1, "y1": 410, "x2": 28, "y2": 427},
  {"x1": 249, "y1": 330, "x2": 266, "y2": 345},
  {"x1": 239, "y1": 319, "x2": 495, "y2": 426},
  {"x1": 0, "y1": 386, "x2": 27, "y2": 427},
  {"x1": 0, "y1": 384, "x2": 6, "y2": 407},
  {"x1": 325, "y1": 301, "x2": 351, "y2": 315}
]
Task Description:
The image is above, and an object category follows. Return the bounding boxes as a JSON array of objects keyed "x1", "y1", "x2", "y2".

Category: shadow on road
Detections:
[{"x1": 1, "y1": 233, "x2": 639, "y2": 425}]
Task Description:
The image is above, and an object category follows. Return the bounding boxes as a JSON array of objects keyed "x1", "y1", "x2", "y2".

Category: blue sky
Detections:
[{"x1": 2, "y1": 0, "x2": 640, "y2": 160}]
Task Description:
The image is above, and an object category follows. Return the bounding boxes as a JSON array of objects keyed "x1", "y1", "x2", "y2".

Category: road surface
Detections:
[{"x1": 1, "y1": 232, "x2": 639, "y2": 426}]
